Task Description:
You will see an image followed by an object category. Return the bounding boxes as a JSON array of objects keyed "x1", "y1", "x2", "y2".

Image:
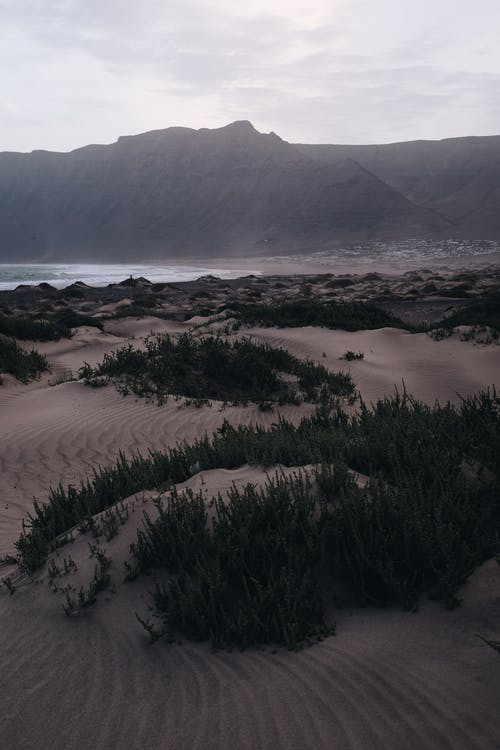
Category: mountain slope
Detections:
[
  {"x1": 297, "y1": 136, "x2": 500, "y2": 238},
  {"x1": 0, "y1": 122, "x2": 449, "y2": 262}
]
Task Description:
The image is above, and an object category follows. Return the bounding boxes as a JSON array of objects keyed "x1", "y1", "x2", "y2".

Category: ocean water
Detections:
[
  {"x1": 265, "y1": 239, "x2": 500, "y2": 267},
  {"x1": 0, "y1": 263, "x2": 244, "y2": 291}
]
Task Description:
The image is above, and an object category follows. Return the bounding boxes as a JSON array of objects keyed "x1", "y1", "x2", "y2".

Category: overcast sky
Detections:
[{"x1": 1, "y1": 0, "x2": 499, "y2": 152}]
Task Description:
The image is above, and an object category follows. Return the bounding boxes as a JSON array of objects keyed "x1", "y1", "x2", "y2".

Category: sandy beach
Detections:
[{"x1": 1, "y1": 259, "x2": 500, "y2": 749}]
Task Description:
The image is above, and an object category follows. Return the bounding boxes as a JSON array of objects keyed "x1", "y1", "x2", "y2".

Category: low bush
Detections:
[
  {"x1": 131, "y1": 437, "x2": 499, "y2": 648},
  {"x1": 341, "y1": 350, "x2": 364, "y2": 361},
  {"x1": 0, "y1": 335, "x2": 49, "y2": 382},
  {"x1": 78, "y1": 332, "x2": 355, "y2": 407},
  {"x1": 15, "y1": 388, "x2": 500, "y2": 636},
  {"x1": 229, "y1": 300, "x2": 417, "y2": 332},
  {"x1": 434, "y1": 292, "x2": 500, "y2": 334},
  {"x1": 132, "y1": 473, "x2": 329, "y2": 649},
  {"x1": 0, "y1": 313, "x2": 70, "y2": 341}
]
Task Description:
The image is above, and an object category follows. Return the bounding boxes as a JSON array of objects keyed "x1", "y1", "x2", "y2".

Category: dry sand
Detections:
[
  {"x1": 244, "y1": 326, "x2": 500, "y2": 406},
  {"x1": 1, "y1": 278, "x2": 500, "y2": 749}
]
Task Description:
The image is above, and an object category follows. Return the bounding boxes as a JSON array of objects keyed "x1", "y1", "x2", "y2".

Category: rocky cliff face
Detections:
[
  {"x1": 0, "y1": 121, "x2": 453, "y2": 262},
  {"x1": 297, "y1": 135, "x2": 500, "y2": 240}
]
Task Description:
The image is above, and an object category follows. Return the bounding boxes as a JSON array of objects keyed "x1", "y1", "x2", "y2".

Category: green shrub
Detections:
[
  {"x1": 0, "y1": 335, "x2": 49, "y2": 382},
  {"x1": 229, "y1": 300, "x2": 417, "y2": 332},
  {"x1": 134, "y1": 474, "x2": 330, "y2": 649},
  {"x1": 12, "y1": 378, "x2": 500, "y2": 649},
  {"x1": 432, "y1": 292, "x2": 500, "y2": 334},
  {"x1": 79, "y1": 332, "x2": 355, "y2": 407},
  {"x1": 341, "y1": 351, "x2": 364, "y2": 361},
  {"x1": 0, "y1": 313, "x2": 70, "y2": 341}
]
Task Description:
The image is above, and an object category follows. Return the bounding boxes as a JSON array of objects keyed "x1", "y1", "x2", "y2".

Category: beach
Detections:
[{"x1": 1, "y1": 257, "x2": 500, "y2": 749}]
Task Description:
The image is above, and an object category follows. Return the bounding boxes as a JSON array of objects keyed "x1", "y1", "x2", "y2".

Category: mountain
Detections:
[
  {"x1": 296, "y1": 135, "x2": 500, "y2": 239},
  {"x1": 0, "y1": 121, "x2": 450, "y2": 262}
]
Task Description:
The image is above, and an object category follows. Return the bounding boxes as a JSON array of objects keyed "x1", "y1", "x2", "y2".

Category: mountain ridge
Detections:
[{"x1": 0, "y1": 122, "x2": 497, "y2": 262}]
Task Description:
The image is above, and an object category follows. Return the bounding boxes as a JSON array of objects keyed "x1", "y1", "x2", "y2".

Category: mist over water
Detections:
[
  {"x1": 0, "y1": 240, "x2": 499, "y2": 290},
  {"x1": 265, "y1": 239, "x2": 500, "y2": 267},
  {"x1": 0, "y1": 263, "x2": 242, "y2": 291}
]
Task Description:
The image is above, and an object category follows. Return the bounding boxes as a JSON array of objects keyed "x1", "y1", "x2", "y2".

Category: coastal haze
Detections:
[
  {"x1": 0, "y1": 263, "x2": 245, "y2": 291},
  {"x1": 2, "y1": 2, "x2": 500, "y2": 750},
  {"x1": 1, "y1": 122, "x2": 500, "y2": 263}
]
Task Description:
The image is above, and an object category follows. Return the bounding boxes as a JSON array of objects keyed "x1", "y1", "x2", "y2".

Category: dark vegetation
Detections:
[
  {"x1": 14, "y1": 388, "x2": 500, "y2": 649},
  {"x1": 229, "y1": 299, "x2": 419, "y2": 332},
  {"x1": 341, "y1": 350, "x2": 364, "y2": 361},
  {"x1": 132, "y1": 475, "x2": 329, "y2": 649},
  {"x1": 53, "y1": 311, "x2": 104, "y2": 332},
  {"x1": 0, "y1": 335, "x2": 49, "y2": 382},
  {"x1": 61, "y1": 546, "x2": 112, "y2": 616},
  {"x1": 480, "y1": 637, "x2": 500, "y2": 655},
  {"x1": 0, "y1": 312, "x2": 70, "y2": 341},
  {"x1": 439, "y1": 292, "x2": 500, "y2": 334},
  {"x1": 0, "y1": 310, "x2": 103, "y2": 341},
  {"x1": 78, "y1": 332, "x2": 355, "y2": 406}
]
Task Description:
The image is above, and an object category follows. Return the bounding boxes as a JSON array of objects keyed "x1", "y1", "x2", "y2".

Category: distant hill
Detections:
[
  {"x1": 296, "y1": 135, "x2": 500, "y2": 239},
  {"x1": 0, "y1": 121, "x2": 452, "y2": 262},
  {"x1": 1, "y1": 122, "x2": 498, "y2": 262}
]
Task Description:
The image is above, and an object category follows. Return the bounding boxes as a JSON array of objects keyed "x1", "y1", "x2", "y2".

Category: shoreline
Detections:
[
  {"x1": 1, "y1": 252, "x2": 499, "y2": 750},
  {"x1": 1, "y1": 244, "x2": 500, "y2": 292}
]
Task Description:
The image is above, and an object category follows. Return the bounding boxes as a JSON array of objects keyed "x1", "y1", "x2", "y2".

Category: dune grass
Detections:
[
  {"x1": 78, "y1": 332, "x2": 355, "y2": 407},
  {"x1": 228, "y1": 299, "x2": 419, "y2": 332},
  {"x1": 133, "y1": 473, "x2": 329, "y2": 649},
  {"x1": 0, "y1": 310, "x2": 103, "y2": 341},
  {"x1": 0, "y1": 313, "x2": 70, "y2": 341},
  {"x1": 14, "y1": 387, "x2": 500, "y2": 648},
  {"x1": 0, "y1": 335, "x2": 49, "y2": 383},
  {"x1": 129, "y1": 436, "x2": 499, "y2": 650},
  {"x1": 441, "y1": 292, "x2": 500, "y2": 333}
]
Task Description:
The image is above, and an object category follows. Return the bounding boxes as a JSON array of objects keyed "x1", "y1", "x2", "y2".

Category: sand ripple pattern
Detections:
[
  {"x1": 2, "y1": 567, "x2": 500, "y2": 750},
  {"x1": 0, "y1": 379, "x2": 307, "y2": 554}
]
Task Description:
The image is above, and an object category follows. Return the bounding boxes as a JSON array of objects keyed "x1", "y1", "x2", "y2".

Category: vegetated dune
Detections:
[
  {"x1": 0, "y1": 377, "x2": 311, "y2": 557},
  {"x1": 102, "y1": 315, "x2": 186, "y2": 339},
  {"x1": 1, "y1": 464, "x2": 499, "y2": 750},
  {"x1": 1, "y1": 311, "x2": 500, "y2": 749},
  {"x1": 244, "y1": 326, "x2": 500, "y2": 405}
]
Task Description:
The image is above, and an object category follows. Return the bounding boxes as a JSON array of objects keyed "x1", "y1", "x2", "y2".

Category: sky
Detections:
[{"x1": 1, "y1": 0, "x2": 499, "y2": 152}]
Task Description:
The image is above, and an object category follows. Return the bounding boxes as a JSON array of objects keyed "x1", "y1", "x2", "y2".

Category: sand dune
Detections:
[
  {"x1": 2, "y1": 309, "x2": 500, "y2": 749},
  {"x1": 0, "y1": 376, "x2": 310, "y2": 557},
  {"x1": 1, "y1": 461, "x2": 499, "y2": 749},
  {"x1": 245, "y1": 326, "x2": 500, "y2": 405},
  {"x1": 102, "y1": 315, "x2": 186, "y2": 340}
]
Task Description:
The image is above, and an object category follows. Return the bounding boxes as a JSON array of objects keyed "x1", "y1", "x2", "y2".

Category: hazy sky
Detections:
[{"x1": 1, "y1": 0, "x2": 499, "y2": 151}]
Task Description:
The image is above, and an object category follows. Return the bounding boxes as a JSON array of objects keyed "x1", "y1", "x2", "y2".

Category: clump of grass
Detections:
[
  {"x1": 0, "y1": 313, "x2": 70, "y2": 341},
  {"x1": 52, "y1": 311, "x2": 103, "y2": 331},
  {"x1": 459, "y1": 326, "x2": 499, "y2": 345},
  {"x1": 340, "y1": 350, "x2": 364, "y2": 361},
  {"x1": 14, "y1": 387, "x2": 500, "y2": 649},
  {"x1": 428, "y1": 327, "x2": 454, "y2": 341},
  {"x1": 229, "y1": 300, "x2": 418, "y2": 332},
  {"x1": 133, "y1": 473, "x2": 330, "y2": 650},
  {"x1": 131, "y1": 435, "x2": 499, "y2": 648},
  {"x1": 15, "y1": 387, "x2": 500, "y2": 572},
  {"x1": 0, "y1": 335, "x2": 49, "y2": 383},
  {"x1": 79, "y1": 332, "x2": 355, "y2": 407},
  {"x1": 432, "y1": 292, "x2": 500, "y2": 335},
  {"x1": 61, "y1": 547, "x2": 112, "y2": 616},
  {"x1": 48, "y1": 554, "x2": 77, "y2": 582}
]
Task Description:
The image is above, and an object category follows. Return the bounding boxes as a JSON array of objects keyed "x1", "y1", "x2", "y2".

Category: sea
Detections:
[
  {"x1": 1, "y1": 239, "x2": 499, "y2": 291},
  {"x1": 0, "y1": 263, "x2": 246, "y2": 291}
]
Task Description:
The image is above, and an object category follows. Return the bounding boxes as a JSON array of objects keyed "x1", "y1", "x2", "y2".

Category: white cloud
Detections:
[{"x1": 0, "y1": 0, "x2": 499, "y2": 150}]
